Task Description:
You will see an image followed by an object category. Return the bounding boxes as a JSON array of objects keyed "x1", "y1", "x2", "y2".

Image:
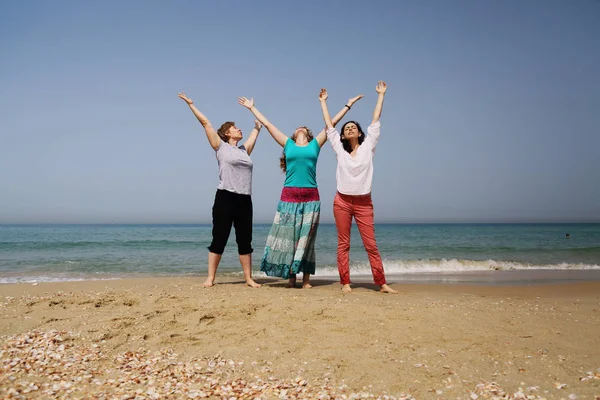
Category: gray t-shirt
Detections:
[{"x1": 215, "y1": 141, "x2": 253, "y2": 195}]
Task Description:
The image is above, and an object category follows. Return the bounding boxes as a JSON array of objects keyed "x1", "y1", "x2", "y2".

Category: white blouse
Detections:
[{"x1": 327, "y1": 121, "x2": 380, "y2": 195}]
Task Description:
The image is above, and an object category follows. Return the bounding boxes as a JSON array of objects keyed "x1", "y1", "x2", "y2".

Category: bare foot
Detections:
[
  {"x1": 286, "y1": 275, "x2": 297, "y2": 288},
  {"x1": 202, "y1": 278, "x2": 215, "y2": 288},
  {"x1": 302, "y1": 274, "x2": 311, "y2": 289},
  {"x1": 341, "y1": 284, "x2": 352, "y2": 293},
  {"x1": 246, "y1": 279, "x2": 261, "y2": 288},
  {"x1": 380, "y1": 284, "x2": 398, "y2": 294}
]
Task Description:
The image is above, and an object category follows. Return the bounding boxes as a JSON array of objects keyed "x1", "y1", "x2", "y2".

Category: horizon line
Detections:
[{"x1": 1, "y1": 221, "x2": 600, "y2": 226}]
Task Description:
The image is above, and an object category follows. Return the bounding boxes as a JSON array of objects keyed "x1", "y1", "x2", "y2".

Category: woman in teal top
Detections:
[
  {"x1": 238, "y1": 91, "x2": 363, "y2": 288},
  {"x1": 281, "y1": 136, "x2": 320, "y2": 187}
]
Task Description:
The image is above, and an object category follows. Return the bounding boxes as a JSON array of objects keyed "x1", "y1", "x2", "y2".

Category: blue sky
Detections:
[{"x1": 1, "y1": 0, "x2": 599, "y2": 224}]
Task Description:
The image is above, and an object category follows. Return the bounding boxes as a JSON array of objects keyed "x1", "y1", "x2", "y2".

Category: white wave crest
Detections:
[
  {"x1": 313, "y1": 259, "x2": 600, "y2": 276},
  {"x1": 0, "y1": 276, "x2": 121, "y2": 284}
]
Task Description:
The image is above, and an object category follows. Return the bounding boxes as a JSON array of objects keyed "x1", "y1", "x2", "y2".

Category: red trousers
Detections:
[{"x1": 333, "y1": 192, "x2": 387, "y2": 286}]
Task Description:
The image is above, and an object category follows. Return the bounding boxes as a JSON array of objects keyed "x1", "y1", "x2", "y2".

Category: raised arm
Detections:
[
  {"x1": 372, "y1": 80, "x2": 387, "y2": 125},
  {"x1": 178, "y1": 92, "x2": 221, "y2": 150},
  {"x1": 238, "y1": 97, "x2": 288, "y2": 147},
  {"x1": 242, "y1": 120, "x2": 262, "y2": 155},
  {"x1": 320, "y1": 88, "x2": 333, "y2": 129},
  {"x1": 315, "y1": 91, "x2": 364, "y2": 147}
]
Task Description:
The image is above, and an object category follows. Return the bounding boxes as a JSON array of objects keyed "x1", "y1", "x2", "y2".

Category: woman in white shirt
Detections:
[{"x1": 319, "y1": 81, "x2": 398, "y2": 294}]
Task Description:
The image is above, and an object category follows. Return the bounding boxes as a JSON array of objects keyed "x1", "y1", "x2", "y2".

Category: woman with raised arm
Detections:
[
  {"x1": 178, "y1": 91, "x2": 262, "y2": 288},
  {"x1": 319, "y1": 82, "x2": 398, "y2": 294},
  {"x1": 238, "y1": 93, "x2": 362, "y2": 288}
]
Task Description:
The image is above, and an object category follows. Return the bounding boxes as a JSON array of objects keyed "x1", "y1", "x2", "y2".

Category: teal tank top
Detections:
[{"x1": 283, "y1": 138, "x2": 321, "y2": 188}]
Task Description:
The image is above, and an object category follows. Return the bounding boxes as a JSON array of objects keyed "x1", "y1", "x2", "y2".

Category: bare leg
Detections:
[
  {"x1": 204, "y1": 252, "x2": 221, "y2": 287},
  {"x1": 302, "y1": 273, "x2": 312, "y2": 289},
  {"x1": 341, "y1": 283, "x2": 352, "y2": 293},
  {"x1": 380, "y1": 284, "x2": 398, "y2": 294},
  {"x1": 286, "y1": 273, "x2": 297, "y2": 288},
  {"x1": 239, "y1": 254, "x2": 260, "y2": 288}
]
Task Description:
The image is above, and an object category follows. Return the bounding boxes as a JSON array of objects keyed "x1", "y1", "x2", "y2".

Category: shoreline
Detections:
[
  {"x1": 2, "y1": 275, "x2": 600, "y2": 298},
  {"x1": 2, "y1": 268, "x2": 600, "y2": 286}
]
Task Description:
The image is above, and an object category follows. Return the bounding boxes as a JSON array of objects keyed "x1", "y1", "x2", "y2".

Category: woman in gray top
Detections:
[{"x1": 178, "y1": 92, "x2": 262, "y2": 288}]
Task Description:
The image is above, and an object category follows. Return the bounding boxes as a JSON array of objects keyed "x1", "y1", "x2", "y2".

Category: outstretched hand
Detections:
[
  {"x1": 375, "y1": 80, "x2": 387, "y2": 94},
  {"x1": 254, "y1": 120, "x2": 262, "y2": 130},
  {"x1": 238, "y1": 96, "x2": 254, "y2": 109},
  {"x1": 348, "y1": 94, "x2": 364, "y2": 107},
  {"x1": 319, "y1": 88, "x2": 328, "y2": 101},
  {"x1": 178, "y1": 92, "x2": 193, "y2": 105}
]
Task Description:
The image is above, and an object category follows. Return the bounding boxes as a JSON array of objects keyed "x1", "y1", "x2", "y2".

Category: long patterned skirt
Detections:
[{"x1": 260, "y1": 187, "x2": 321, "y2": 278}]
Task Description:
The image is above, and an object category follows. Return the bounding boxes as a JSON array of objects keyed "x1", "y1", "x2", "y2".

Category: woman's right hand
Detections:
[
  {"x1": 319, "y1": 88, "x2": 328, "y2": 102},
  {"x1": 375, "y1": 80, "x2": 387, "y2": 94},
  {"x1": 178, "y1": 92, "x2": 193, "y2": 105},
  {"x1": 237, "y1": 97, "x2": 254, "y2": 109}
]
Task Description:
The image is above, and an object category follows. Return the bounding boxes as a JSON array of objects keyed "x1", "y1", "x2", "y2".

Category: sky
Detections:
[{"x1": 1, "y1": 0, "x2": 599, "y2": 224}]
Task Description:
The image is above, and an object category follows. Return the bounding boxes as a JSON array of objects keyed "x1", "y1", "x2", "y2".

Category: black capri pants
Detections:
[{"x1": 208, "y1": 189, "x2": 253, "y2": 255}]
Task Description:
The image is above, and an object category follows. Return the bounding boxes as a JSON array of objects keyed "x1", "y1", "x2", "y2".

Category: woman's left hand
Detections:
[
  {"x1": 254, "y1": 120, "x2": 262, "y2": 130},
  {"x1": 348, "y1": 94, "x2": 364, "y2": 106}
]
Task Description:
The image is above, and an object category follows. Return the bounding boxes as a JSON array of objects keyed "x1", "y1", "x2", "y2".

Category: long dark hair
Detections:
[
  {"x1": 340, "y1": 121, "x2": 365, "y2": 154},
  {"x1": 279, "y1": 126, "x2": 313, "y2": 173}
]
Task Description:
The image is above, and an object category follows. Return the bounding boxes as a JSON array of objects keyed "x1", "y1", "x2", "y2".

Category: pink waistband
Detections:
[
  {"x1": 281, "y1": 187, "x2": 320, "y2": 202},
  {"x1": 337, "y1": 191, "x2": 372, "y2": 199},
  {"x1": 336, "y1": 191, "x2": 373, "y2": 204}
]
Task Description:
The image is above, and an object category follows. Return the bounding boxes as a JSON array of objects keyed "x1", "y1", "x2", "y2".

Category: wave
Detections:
[
  {"x1": 2, "y1": 259, "x2": 599, "y2": 284},
  {"x1": 310, "y1": 259, "x2": 600, "y2": 276},
  {"x1": 0, "y1": 239, "x2": 203, "y2": 250},
  {"x1": 0, "y1": 276, "x2": 121, "y2": 284}
]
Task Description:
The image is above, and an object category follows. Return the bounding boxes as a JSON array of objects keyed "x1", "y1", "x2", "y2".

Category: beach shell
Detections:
[
  {"x1": 0, "y1": 329, "x2": 421, "y2": 400},
  {"x1": 554, "y1": 382, "x2": 567, "y2": 389}
]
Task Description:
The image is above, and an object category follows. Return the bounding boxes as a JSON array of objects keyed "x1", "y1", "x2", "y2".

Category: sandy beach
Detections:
[{"x1": 1, "y1": 277, "x2": 599, "y2": 399}]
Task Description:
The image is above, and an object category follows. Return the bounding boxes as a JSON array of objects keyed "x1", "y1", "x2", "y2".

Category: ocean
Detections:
[{"x1": 1, "y1": 223, "x2": 599, "y2": 285}]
